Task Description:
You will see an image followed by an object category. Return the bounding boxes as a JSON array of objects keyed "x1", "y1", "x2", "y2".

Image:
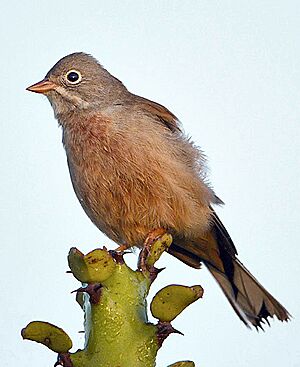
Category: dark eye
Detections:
[{"x1": 65, "y1": 70, "x2": 82, "y2": 84}]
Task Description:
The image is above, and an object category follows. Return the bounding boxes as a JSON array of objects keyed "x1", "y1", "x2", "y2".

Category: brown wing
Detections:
[{"x1": 134, "y1": 95, "x2": 182, "y2": 133}]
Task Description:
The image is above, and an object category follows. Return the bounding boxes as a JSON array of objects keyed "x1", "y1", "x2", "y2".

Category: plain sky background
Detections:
[{"x1": 1, "y1": 1, "x2": 299, "y2": 366}]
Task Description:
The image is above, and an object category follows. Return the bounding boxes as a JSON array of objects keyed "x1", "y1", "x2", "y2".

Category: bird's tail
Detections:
[
  {"x1": 205, "y1": 258, "x2": 290, "y2": 328},
  {"x1": 168, "y1": 213, "x2": 290, "y2": 328}
]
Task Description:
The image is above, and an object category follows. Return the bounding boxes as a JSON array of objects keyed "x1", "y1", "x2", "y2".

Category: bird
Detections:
[{"x1": 27, "y1": 52, "x2": 290, "y2": 329}]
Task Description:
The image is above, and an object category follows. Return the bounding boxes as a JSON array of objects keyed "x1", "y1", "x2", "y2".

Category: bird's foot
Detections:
[
  {"x1": 138, "y1": 228, "x2": 167, "y2": 274},
  {"x1": 115, "y1": 243, "x2": 131, "y2": 252},
  {"x1": 144, "y1": 228, "x2": 167, "y2": 249}
]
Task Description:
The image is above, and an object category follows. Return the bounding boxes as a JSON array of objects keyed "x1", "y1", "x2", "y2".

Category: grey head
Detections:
[{"x1": 27, "y1": 52, "x2": 128, "y2": 120}]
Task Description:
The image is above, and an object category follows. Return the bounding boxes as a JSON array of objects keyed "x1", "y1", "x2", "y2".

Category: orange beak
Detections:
[{"x1": 26, "y1": 78, "x2": 57, "y2": 94}]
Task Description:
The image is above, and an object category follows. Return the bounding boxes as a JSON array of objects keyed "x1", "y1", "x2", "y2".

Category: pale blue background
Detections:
[{"x1": 1, "y1": 1, "x2": 299, "y2": 366}]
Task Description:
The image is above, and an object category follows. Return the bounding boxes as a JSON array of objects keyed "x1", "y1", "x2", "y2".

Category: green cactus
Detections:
[{"x1": 22, "y1": 233, "x2": 202, "y2": 366}]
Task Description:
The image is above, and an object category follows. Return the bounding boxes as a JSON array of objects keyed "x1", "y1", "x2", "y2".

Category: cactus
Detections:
[{"x1": 22, "y1": 233, "x2": 202, "y2": 366}]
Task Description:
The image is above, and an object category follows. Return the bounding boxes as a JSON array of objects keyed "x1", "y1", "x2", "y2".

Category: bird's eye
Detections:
[{"x1": 65, "y1": 70, "x2": 82, "y2": 84}]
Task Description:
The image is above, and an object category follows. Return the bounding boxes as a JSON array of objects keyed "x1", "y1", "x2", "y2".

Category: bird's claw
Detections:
[{"x1": 138, "y1": 228, "x2": 167, "y2": 274}]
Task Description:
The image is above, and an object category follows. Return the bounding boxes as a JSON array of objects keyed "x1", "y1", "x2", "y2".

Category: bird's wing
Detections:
[
  {"x1": 135, "y1": 95, "x2": 182, "y2": 133},
  {"x1": 210, "y1": 208, "x2": 238, "y2": 256}
]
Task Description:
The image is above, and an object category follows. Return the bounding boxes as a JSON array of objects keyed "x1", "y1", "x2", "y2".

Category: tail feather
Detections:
[
  {"x1": 169, "y1": 211, "x2": 290, "y2": 329},
  {"x1": 206, "y1": 259, "x2": 290, "y2": 328},
  {"x1": 205, "y1": 263, "x2": 250, "y2": 326}
]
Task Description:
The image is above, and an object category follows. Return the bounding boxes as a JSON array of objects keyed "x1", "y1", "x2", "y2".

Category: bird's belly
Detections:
[
  {"x1": 68, "y1": 166, "x2": 169, "y2": 246},
  {"x1": 66, "y1": 145, "x2": 213, "y2": 247}
]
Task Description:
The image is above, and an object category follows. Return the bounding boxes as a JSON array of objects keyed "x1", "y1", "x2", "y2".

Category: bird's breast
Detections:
[{"x1": 62, "y1": 113, "x2": 214, "y2": 246}]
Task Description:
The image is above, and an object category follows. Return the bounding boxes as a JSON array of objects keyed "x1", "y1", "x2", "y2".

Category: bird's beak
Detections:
[{"x1": 26, "y1": 78, "x2": 57, "y2": 94}]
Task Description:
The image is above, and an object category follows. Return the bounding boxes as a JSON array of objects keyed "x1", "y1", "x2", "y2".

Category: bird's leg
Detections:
[
  {"x1": 138, "y1": 228, "x2": 167, "y2": 271},
  {"x1": 115, "y1": 243, "x2": 132, "y2": 252}
]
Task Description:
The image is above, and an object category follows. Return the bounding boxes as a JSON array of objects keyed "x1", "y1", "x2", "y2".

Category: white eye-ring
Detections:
[{"x1": 65, "y1": 69, "x2": 82, "y2": 84}]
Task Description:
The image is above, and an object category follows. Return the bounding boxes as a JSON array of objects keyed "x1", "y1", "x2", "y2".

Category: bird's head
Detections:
[{"x1": 27, "y1": 52, "x2": 127, "y2": 121}]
